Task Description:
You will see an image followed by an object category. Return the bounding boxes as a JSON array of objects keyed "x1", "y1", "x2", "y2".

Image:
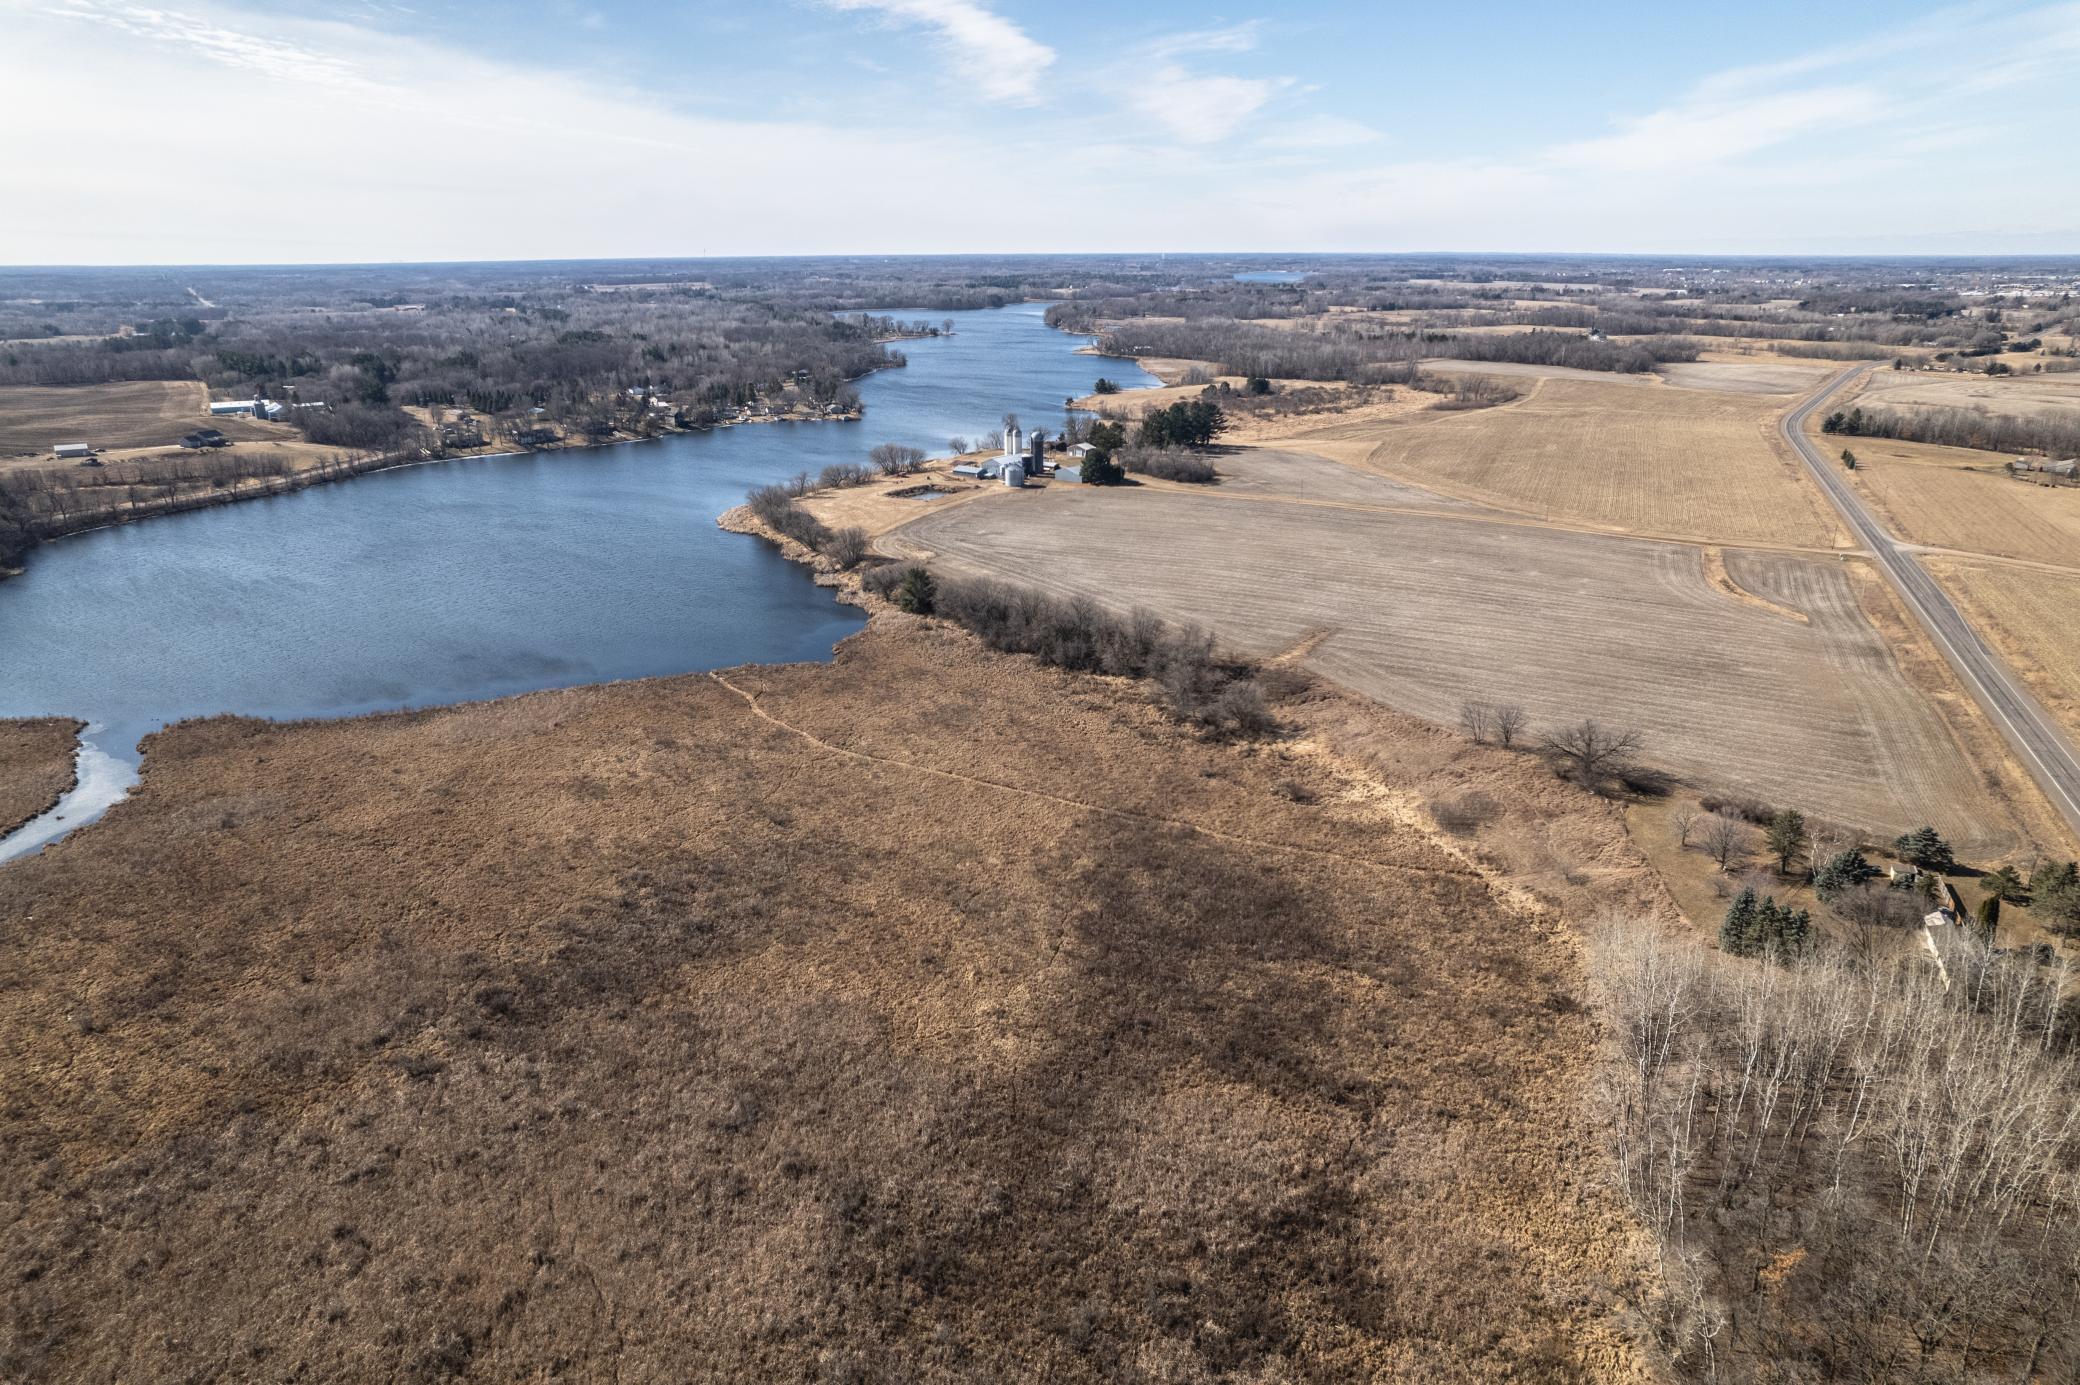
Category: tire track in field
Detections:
[{"x1": 707, "y1": 669, "x2": 1481, "y2": 881}]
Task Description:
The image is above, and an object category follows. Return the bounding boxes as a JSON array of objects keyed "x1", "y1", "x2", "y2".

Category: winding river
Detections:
[{"x1": 0, "y1": 303, "x2": 1159, "y2": 860}]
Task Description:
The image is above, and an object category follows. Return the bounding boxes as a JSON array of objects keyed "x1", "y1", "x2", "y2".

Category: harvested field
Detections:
[
  {"x1": 1855, "y1": 369, "x2": 2080, "y2": 417},
  {"x1": 1192, "y1": 446, "x2": 1486, "y2": 511},
  {"x1": 1417, "y1": 359, "x2": 1657, "y2": 386},
  {"x1": 0, "y1": 716, "x2": 79, "y2": 837},
  {"x1": 1652, "y1": 361, "x2": 1828, "y2": 394},
  {"x1": 1829, "y1": 434, "x2": 2080, "y2": 567},
  {"x1": 0, "y1": 622, "x2": 1653, "y2": 1382},
  {"x1": 1925, "y1": 557, "x2": 2080, "y2": 745},
  {"x1": 894, "y1": 487, "x2": 2014, "y2": 850},
  {"x1": 1282, "y1": 377, "x2": 1844, "y2": 548},
  {"x1": 0, "y1": 381, "x2": 278, "y2": 457}
]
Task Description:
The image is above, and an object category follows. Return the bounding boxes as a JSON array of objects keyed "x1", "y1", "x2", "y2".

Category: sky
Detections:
[{"x1": 3, "y1": 0, "x2": 2079, "y2": 264}]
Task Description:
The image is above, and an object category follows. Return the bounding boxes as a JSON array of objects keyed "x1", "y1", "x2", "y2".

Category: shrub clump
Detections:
[
  {"x1": 1119, "y1": 446, "x2": 1217, "y2": 484},
  {"x1": 747, "y1": 484, "x2": 833, "y2": 553},
  {"x1": 860, "y1": 561, "x2": 936, "y2": 613},
  {"x1": 927, "y1": 574, "x2": 1274, "y2": 737},
  {"x1": 818, "y1": 462, "x2": 875, "y2": 490}
]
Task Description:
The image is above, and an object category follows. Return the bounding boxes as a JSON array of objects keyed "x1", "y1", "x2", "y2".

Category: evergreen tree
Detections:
[
  {"x1": 2032, "y1": 862, "x2": 2080, "y2": 940},
  {"x1": 1981, "y1": 864, "x2": 2031, "y2": 905},
  {"x1": 1976, "y1": 893, "x2": 2001, "y2": 943},
  {"x1": 1893, "y1": 826, "x2": 1956, "y2": 872},
  {"x1": 1720, "y1": 888, "x2": 1761, "y2": 958},
  {"x1": 1079, "y1": 449, "x2": 1125, "y2": 486},
  {"x1": 1765, "y1": 808, "x2": 1807, "y2": 874},
  {"x1": 1774, "y1": 903, "x2": 1813, "y2": 956},
  {"x1": 894, "y1": 565, "x2": 936, "y2": 615},
  {"x1": 1814, "y1": 848, "x2": 1878, "y2": 901}
]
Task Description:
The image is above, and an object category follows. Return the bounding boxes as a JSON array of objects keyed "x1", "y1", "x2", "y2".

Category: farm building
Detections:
[
  {"x1": 52, "y1": 442, "x2": 93, "y2": 460},
  {"x1": 209, "y1": 398, "x2": 286, "y2": 420}
]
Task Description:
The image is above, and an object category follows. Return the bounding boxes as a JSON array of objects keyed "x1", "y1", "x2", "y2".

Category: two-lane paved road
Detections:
[{"x1": 1782, "y1": 367, "x2": 2080, "y2": 841}]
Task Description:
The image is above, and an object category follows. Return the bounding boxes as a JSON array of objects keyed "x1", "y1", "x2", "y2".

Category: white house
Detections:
[{"x1": 53, "y1": 442, "x2": 94, "y2": 459}]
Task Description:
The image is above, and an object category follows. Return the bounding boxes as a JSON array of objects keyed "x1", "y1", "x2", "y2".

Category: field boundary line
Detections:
[{"x1": 708, "y1": 669, "x2": 1481, "y2": 880}]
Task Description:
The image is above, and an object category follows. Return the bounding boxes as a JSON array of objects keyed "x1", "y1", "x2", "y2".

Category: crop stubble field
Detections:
[
  {"x1": 1270, "y1": 377, "x2": 1845, "y2": 548},
  {"x1": 0, "y1": 622, "x2": 1651, "y2": 1381},
  {"x1": 1818, "y1": 430, "x2": 2080, "y2": 567},
  {"x1": 894, "y1": 464, "x2": 2013, "y2": 850},
  {"x1": 1924, "y1": 557, "x2": 2080, "y2": 745},
  {"x1": 0, "y1": 381, "x2": 275, "y2": 457}
]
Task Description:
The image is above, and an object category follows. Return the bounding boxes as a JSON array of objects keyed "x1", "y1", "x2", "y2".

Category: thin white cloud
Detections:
[
  {"x1": 1555, "y1": 85, "x2": 1891, "y2": 173},
  {"x1": 1251, "y1": 113, "x2": 1382, "y2": 152},
  {"x1": 36, "y1": 0, "x2": 372, "y2": 88},
  {"x1": 1146, "y1": 21, "x2": 1264, "y2": 59},
  {"x1": 823, "y1": 0, "x2": 1054, "y2": 105},
  {"x1": 1124, "y1": 63, "x2": 1287, "y2": 144}
]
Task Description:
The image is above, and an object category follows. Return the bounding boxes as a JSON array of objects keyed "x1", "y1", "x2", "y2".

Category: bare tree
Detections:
[
  {"x1": 868, "y1": 443, "x2": 926, "y2": 476},
  {"x1": 1672, "y1": 807, "x2": 1699, "y2": 848},
  {"x1": 1493, "y1": 705, "x2": 1527, "y2": 750},
  {"x1": 1459, "y1": 700, "x2": 1497, "y2": 744},
  {"x1": 947, "y1": 436, "x2": 969, "y2": 456},
  {"x1": 1543, "y1": 718, "x2": 1644, "y2": 784},
  {"x1": 1700, "y1": 810, "x2": 1750, "y2": 873}
]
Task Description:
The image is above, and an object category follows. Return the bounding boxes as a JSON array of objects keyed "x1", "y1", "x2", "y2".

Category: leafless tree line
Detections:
[
  {"x1": 1842, "y1": 403, "x2": 2080, "y2": 458},
  {"x1": 1589, "y1": 924, "x2": 2080, "y2": 1381}
]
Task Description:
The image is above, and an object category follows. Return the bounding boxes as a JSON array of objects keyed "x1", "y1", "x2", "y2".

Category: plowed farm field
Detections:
[
  {"x1": 1831, "y1": 436, "x2": 2080, "y2": 567},
  {"x1": 1277, "y1": 378, "x2": 1844, "y2": 549},
  {"x1": 893, "y1": 482, "x2": 2013, "y2": 850},
  {"x1": 1926, "y1": 557, "x2": 2080, "y2": 745}
]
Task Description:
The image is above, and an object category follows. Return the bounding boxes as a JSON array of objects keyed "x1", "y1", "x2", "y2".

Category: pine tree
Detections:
[
  {"x1": 1766, "y1": 808, "x2": 1807, "y2": 874},
  {"x1": 1720, "y1": 888, "x2": 1761, "y2": 958},
  {"x1": 1814, "y1": 848, "x2": 1877, "y2": 901},
  {"x1": 1976, "y1": 893, "x2": 2001, "y2": 943},
  {"x1": 1981, "y1": 864, "x2": 2031, "y2": 905},
  {"x1": 894, "y1": 565, "x2": 936, "y2": 615},
  {"x1": 1773, "y1": 903, "x2": 1812, "y2": 957},
  {"x1": 1894, "y1": 826, "x2": 1956, "y2": 872}
]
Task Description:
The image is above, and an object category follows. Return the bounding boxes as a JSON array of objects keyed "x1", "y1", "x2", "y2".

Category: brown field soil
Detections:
[
  {"x1": 1652, "y1": 361, "x2": 1830, "y2": 395},
  {"x1": 1856, "y1": 368, "x2": 2080, "y2": 416},
  {"x1": 0, "y1": 381, "x2": 287, "y2": 457},
  {"x1": 1077, "y1": 379, "x2": 1439, "y2": 444},
  {"x1": 0, "y1": 622, "x2": 1654, "y2": 1382},
  {"x1": 889, "y1": 480, "x2": 2018, "y2": 852},
  {"x1": 0, "y1": 717, "x2": 80, "y2": 837},
  {"x1": 1820, "y1": 430, "x2": 2080, "y2": 568},
  {"x1": 1278, "y1": 377, "x2": 1845, "y2": 549},
  {"x1": 1925, "y1": 557, "x2": 2080, "y2": 748}
]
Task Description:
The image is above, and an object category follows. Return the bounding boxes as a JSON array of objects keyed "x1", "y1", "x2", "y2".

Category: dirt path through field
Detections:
[{"x1": 709, "y1": 668, "x2": 1479, "y2": 881}]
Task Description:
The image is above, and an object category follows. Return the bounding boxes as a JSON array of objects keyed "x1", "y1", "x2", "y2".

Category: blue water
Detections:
[
  {"x1": 1233, "y1": 271, "x2": 1307, "y2": 284},
  {"x1": 0, "y1": 303, "x2": 1157, "y2": 855}
]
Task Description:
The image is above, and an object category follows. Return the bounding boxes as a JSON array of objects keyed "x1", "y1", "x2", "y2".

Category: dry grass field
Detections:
[
  {"x1": 1823, "y1": 432, "x2": 2080, "y2": 567},
  {"x1": 1275, "y1": 377, "x2": 1845, "y2": 548},
  {"x1": 891, "y1": 479, "x2": 2017, "y2": 851},
  {"x1": 0, "y1": 381, "x2": 280, "y2": 457},
  {"x1": 0, "y1": 622, "x2": 1656, "y2": 1382},
  {"x1": 0, "y1": 717, "x2": 79, "y2": 837},
  {"x1": 1854, "y1": 368, "x2": 2080, "y2": 417},
  {"x1": 1925, "y1": 557, "x2": 2080, "y2": 745}
]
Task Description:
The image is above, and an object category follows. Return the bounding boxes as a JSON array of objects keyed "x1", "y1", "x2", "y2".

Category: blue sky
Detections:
[{"x1": 3, "y1": 0, "x2": 2078, "y2": 262}]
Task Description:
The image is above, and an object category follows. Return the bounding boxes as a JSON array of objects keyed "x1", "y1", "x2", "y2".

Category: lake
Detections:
[{"x1": 0, "y1": 303, "x2": 1158, "y2": 858}]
